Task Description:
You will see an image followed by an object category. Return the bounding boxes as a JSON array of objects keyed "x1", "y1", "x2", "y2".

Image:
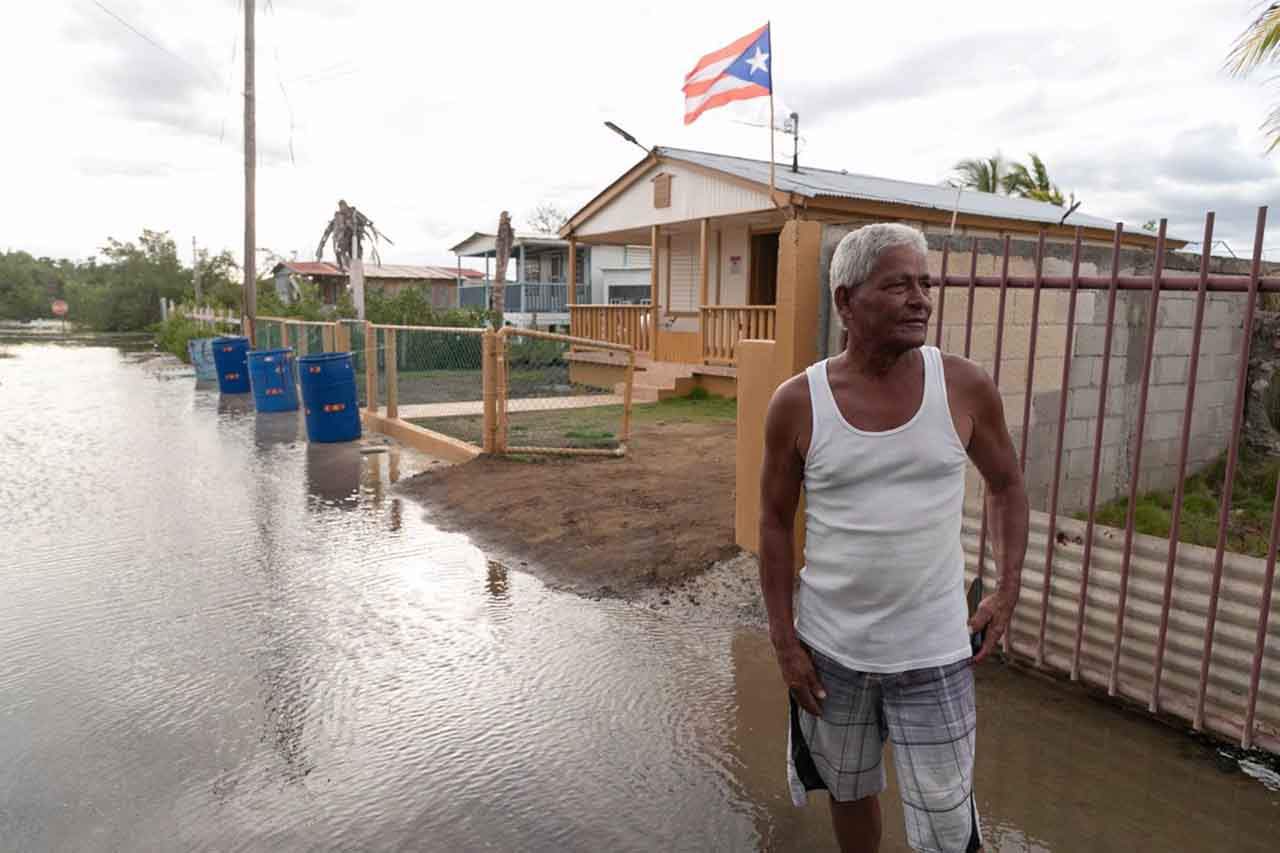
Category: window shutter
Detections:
[{"x1": 653, "y1": 173, "x2": 672, "y2": 209}]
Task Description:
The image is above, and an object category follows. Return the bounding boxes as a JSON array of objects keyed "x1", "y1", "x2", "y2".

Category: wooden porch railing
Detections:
[
  {"x1": 570, "y1": 305, "x2": 651, "y2": 353},
  {"x1": 701, "y1": 305, "x2": 776, "y2": 365}
]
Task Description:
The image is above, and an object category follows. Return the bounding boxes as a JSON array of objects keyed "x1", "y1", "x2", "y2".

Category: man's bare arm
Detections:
[
  {"x1": 952, "y1": 357, "x2": 1030, "y2": 662},
  {"x1": 759, "y1": 376, "x2": 826, "y2": 713}
]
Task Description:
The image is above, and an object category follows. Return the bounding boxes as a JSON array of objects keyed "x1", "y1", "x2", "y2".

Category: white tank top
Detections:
[{"x1": 795, "y1": 346, "x2": 971, "y2": 673}]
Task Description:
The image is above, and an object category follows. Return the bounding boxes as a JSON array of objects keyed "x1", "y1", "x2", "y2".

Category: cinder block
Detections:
[
  {"x1": 1075, "y1": 326, "x2": 1107, "y2": 356},
  {"x1": 1034, "y1": 356, "x2": 1067, "y2": 389},
  {"x1": 1154, "y1": 328, "x2": 1194, "y2": 356},
  {"x1": 1067, "y1": 447, "x2": 1095, "y2": 480},
  {"x1": 1035, "y1": 325, "x2": 1069, "y2": 358},
  {"x1": 1106, "y1": 389, "x2": 1129, "y2": 417},
  {"x1": 1158, "y1": 296, "x2": 1195, "y2": 329},
  {"x1": 1154, "y1": 355, "x2": 1188, "y2": 386},
  {"x1": 1070, "y1": 388, "x2": 1102, "y2": 419},
  {"x1": 1146, "y1": 411, "x2": 1184, "y2": 442},
  {"x1": 1206, "y1": 299, "x2": 1234, "y2": 329},
  {"x1": 1149, "y1": 383, "x2": 1188, "y2": 413},
  {"x1": 1064, "y1": 418, "x2": 1093, "y2": 451}
]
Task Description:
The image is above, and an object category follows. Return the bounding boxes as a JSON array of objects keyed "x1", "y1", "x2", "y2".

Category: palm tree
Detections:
[
  {"x1": 948, "y1": 154, "x2": 1008, "y2": 194},
  {"x1": 1228, "y1": 3, "x2": 1280, "y2": 151},
  {"x1": 1002, "y1": 153, "x2": 1066, "y2": 206}
]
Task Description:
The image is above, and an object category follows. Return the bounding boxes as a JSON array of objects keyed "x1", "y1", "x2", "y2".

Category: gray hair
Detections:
[{"x1": 829, "y1": 223, "x2": 928, "y2": 295}]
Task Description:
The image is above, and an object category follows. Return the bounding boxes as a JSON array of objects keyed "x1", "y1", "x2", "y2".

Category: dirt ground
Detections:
[{"x1": 398, "y1": 419, "x2": 740, "y2": 596}]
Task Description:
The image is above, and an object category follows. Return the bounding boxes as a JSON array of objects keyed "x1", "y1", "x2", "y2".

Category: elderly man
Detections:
[{"x1": 759, "y1": 223, "x2": 1029, "y2": 852}]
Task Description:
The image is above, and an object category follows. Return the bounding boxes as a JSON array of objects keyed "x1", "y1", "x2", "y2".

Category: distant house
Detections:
[
  {"x1": 271, "y1": 261, "x2": 485, "y2": 308},
  {"x1": 448, "y1": 232, "x2": 652, "y2": 329}
]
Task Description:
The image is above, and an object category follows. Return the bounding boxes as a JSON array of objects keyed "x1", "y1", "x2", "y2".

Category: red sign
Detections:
[{"x1": 51, "y1": 299, "x2": 68, "y2": 317}]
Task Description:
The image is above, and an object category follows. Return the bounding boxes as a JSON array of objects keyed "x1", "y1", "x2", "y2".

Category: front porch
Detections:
[{"x1": 567, "y1": 209, "x2": 783, "y2": 376}]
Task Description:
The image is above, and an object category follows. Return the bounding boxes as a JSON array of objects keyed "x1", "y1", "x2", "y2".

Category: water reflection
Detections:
[
  {"x1": 304, "y1": 442, "x2": 362, "y2": 509},
  {"x1": 2, "y1": 342, "x2": 1278, "y2": 853},
  {"x1": 485, "y1": 560, "x2": 510, "y2": 600},
  {"x1": 216, "y1": 392, "x2": 254, "y2": 416},
  {"x1": 253, "y1": 410, "x2": 304, "y2": 451}
]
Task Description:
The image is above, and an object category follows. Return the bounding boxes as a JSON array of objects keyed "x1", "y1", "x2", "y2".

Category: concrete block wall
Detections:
[{"x1": 818, "y1": 224, "x2": 1262, "y2": 514}]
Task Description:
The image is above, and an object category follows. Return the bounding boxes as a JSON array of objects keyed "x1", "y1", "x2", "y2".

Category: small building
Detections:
[
  {"x1": 449, "y1": 232, "x2": 652, "y2": 329},
  {"x1": 272, "y1": 261, "x2": 485, "y2": 308},
  {"x1": 557, "y1": 145, "x2": 1172, "y2": 401}
]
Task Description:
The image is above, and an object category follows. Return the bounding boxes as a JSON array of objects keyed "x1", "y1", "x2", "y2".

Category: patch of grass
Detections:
[
  {"x1": 1076, "y1": 448, "x2": 1280, "y2": 558},
  {"x1": 408, "y1": 390, "x2": 736, "y2": 451}
]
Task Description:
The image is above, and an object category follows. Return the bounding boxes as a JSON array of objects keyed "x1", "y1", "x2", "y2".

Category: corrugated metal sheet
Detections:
[
  {"x1": 964, "y1": 505, "x2": 1280, "y2": 752},
  {"x1": 657, "y1": 147, "x2": 1131, "y2": 235}
]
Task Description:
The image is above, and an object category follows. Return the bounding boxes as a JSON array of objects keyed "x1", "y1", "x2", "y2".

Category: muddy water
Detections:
[{"x1": 1, "y1": 342, "x2": 1277, "y2": 852}]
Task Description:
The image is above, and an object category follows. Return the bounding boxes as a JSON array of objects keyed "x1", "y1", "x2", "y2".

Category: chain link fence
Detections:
[
  {"x1": 498, "y1": 329, "x2": 633, "y2": 454},
  {"x1": 366, "y1": 324, "x2": 634, "y2": 456}
]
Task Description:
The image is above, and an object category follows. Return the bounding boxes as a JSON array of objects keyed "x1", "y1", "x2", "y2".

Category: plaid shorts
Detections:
[{"x1": 787, "y1": 648, "x2": 982, "y2": 853}]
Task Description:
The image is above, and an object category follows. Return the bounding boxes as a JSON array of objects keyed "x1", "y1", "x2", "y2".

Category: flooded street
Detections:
[{"x1": 2, "y1": 340, "x2": 1278, "y2": 851}]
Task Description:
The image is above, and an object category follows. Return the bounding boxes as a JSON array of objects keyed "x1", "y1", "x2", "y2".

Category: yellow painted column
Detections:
[
  {"x1": 772, "y1": 219, "x2": 823, "y2": 380},
  {"x1": 649, "y1": 225, "x2": 660, "y2": 360}
]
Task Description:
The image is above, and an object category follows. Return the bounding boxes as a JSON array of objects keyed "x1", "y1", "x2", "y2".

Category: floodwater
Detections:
[{"x1": 2, "y1": 340, "x2": 1278, "y2": 852}]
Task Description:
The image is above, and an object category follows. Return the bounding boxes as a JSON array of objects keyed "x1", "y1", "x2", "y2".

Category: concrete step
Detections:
[{"x1": 613, "y1": 360, "x2": 699, "y2": 402}]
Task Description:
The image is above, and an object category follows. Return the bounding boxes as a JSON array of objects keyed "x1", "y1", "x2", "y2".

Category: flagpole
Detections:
[{"x1": 768, "y1": 21, "x2": 775, "y2": 199}]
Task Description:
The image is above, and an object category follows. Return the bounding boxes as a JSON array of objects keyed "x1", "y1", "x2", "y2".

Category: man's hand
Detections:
[
  {"x1": 968, "y1": 589, "x2": 1018, "y2": 664},
  {"x1": 775, "y1": 641, "x2": 827, "y2": 716}
]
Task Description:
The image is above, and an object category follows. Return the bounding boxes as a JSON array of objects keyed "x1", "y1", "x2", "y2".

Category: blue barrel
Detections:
[
  {"x1": 247, "y1": 348, "x2": 299, "y2": 412},
  {"x1": 211, "y1": 336, "x2": 252, "y2": 394},
  {"x1": 297, "y1": 352, "x2": 361, "y2": 443},
  {"x1": 187, "y1": 337, "x2": 218, "y2": 381}
]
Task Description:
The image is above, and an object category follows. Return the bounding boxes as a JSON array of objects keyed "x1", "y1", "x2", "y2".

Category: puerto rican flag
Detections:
[{"x1": 682, "y1": 24, "x2": 772, "y2": 125}]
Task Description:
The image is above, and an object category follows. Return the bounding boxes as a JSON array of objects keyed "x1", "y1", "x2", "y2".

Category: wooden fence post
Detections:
[
  {"x1": 621, "y1": 346, "x2": 636, "y2": 446},
  {"x1": 335, "y1": 322, "x2": 350, "y2": 353},
  {"x1": 322, "y1": 323, "x2": 336, "y2": 353},
  {"x1": 364, "y1": 321, "x2": 378, "y2": 414},
  {"x1": 495, "y1": 329, "x2": 509, "y2": 453},
  {"x1": 385, "y1": 328, "x2": 398, "y2": 420},
  {"x1": 482, "y1": 329, "x2": 497, "y2": 453}
]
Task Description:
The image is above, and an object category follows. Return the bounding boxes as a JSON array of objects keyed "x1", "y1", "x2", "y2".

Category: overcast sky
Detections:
[{"x1": 5, "y1": 0, "x2": 1280, "y2": 269}]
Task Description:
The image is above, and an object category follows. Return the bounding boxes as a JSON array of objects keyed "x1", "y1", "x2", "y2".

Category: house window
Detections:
[
  {"x1": 550, "y1": 253, "x2": 563, "y2": 282},
  {"x1": 653, "y1": 173, "x2": 672, "y2": 208},
  {"x1": 624, "y1": 246, "x2": 651, "y2": 268}
]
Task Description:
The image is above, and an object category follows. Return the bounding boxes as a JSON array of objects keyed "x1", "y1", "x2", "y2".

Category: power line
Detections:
[{"x1": 89, "y1": 0, "x2": 220, "y2": 88}]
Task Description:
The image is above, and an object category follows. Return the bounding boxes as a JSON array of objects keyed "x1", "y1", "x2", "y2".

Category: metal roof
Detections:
[
  {"x1": 275, "y1": 261, "x2": 483, "y2": 280},
  {"x1": 449, "y1": 231, "x2": 569, "y2": 255},
  {"x1": 655, "y1": 147, "x2": 1126, "y2": 234}
]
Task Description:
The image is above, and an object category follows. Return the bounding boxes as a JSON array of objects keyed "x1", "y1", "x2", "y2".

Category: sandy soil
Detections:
[{"x1": 398, "y1": 420, "x2": 745, "y2": 599}]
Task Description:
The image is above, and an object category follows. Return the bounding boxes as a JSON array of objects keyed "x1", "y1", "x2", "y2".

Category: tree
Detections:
[
  {"x1": 948, "y1": 154, "x2": 1010, "y2": 194},
  {"x1": 1228, "y1": 3, "x2": 1280, "y2": 151},
  {"x1": 524, "y1": 202, "x2": 569, "y2": 235},
  {"x1": 1002, "y1": 153, "x2": 1066, "y2": 206}
]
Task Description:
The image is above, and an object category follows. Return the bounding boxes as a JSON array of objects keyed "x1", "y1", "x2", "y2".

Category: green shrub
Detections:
[{"x1": 154, "y1": 314, "x2": 206, "y2": 363}]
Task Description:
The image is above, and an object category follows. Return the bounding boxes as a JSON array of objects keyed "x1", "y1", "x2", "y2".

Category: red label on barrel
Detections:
[
  {"x1": 225, "y1": 372, "x2": 240, "y2": 380},
  {"x1": 309, "y1": 366, "x2": 321, "y2": 374},
  {"x1": 323, "y1": 403, "x2": 346, "y2": 413}
]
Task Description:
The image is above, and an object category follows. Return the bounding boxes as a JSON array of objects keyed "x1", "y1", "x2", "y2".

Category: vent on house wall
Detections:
[{"x1": 653, "y1": 173, "x2": 672, "y2": 209}]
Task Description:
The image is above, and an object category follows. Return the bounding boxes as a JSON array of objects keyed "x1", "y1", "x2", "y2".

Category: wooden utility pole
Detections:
[
  {"x1": 243, "y1": 0, "x2": 257, "y2": 344},
  {"x1": 491, "y1": 211, "x2": 513, "y2": 329}
]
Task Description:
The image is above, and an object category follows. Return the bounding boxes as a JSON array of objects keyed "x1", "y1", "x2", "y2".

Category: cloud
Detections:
[
  {"x1": 1160, "y1": 124, "x2": 1276, "y2": 184},
  {"x1": 788, "y1": 30, "x2": 1064, "y2": 122}
]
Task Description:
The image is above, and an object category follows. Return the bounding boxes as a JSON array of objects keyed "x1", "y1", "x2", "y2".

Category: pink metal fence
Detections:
[{"x1": 933, "y1": 208, "x2": 1278, "y2": 750}]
